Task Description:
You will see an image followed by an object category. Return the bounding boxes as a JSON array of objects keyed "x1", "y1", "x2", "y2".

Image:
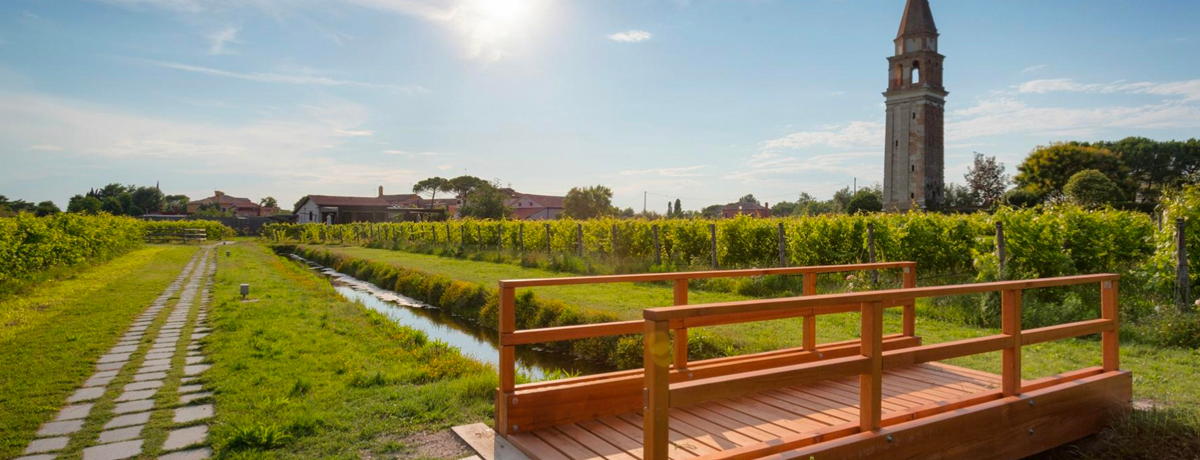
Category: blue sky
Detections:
[{"x1": 1, "y1": 0, "x2": 1198, "y2": 212}]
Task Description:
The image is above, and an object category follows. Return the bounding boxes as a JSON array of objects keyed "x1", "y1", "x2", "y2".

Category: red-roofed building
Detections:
[
  {"x1": 294, "y1": 194, "x2": 393, "y2": 224},
  {"x1": 187, "y1": 191, "x2": 278, "y2": 217},
  {"x1": 507, "y1": 192, "x2": 565, "y2": 220}
]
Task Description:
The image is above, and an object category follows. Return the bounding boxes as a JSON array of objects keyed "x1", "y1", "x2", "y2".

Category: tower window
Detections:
[
  {"x1": 911, "y1": 61, "x2": 921, "y2": 84},
  {"x1": 911, "y1": 165, "x2": 915, "y2": 172}
]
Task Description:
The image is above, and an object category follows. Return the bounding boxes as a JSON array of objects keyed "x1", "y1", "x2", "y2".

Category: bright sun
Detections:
[{"x1": 472, "y1": 0, "x2": 538, "y2": 27}]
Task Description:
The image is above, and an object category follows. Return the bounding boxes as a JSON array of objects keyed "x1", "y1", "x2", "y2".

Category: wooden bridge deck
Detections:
[{"x1": 508, "y1": 363, "x2": 998, "y2": 460}]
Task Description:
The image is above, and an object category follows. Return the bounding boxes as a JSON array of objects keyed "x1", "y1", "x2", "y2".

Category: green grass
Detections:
[
  {"x1": 204, "y1": 242, "x2": 495, "y2": 459},
  {"x1": 0, "y1": 244, "x2": 198, "y2": 459}
]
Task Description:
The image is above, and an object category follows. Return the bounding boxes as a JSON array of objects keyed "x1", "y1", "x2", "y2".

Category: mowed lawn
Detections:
[
  {"x1": 203, "y1": 242, "x2": 494, "y2": 459},
  {"x1": 0, "y1": 244, "x2": 198, "y2": 459},
  {"x1": 301, "y1": 245, "x2": 1200, "y2": 409}
]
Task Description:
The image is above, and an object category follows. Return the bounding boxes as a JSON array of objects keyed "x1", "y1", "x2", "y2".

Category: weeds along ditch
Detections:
[{"x1": 284, "y1": 252, "x2": 608, "y2": 380}]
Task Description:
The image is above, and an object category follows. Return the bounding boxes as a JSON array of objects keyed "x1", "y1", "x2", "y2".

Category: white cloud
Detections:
[
  {"x1": 333, "y1": 128, "x2": 373, "y2": 137},
  {"x1": 948, "y1": 98, "x2": 1200, "y2": 140},
  {"x1": 437, "y1": 164, "x2": 454, "y2": 171},
  {"x1": 760, "y1": 121, "x2": 883, "y2": 151},
  {"x1": 619, "y1": 165, "x2": 708, "y2": 177},
  {"x1": 608, "y1": 30, "x2": 652, "y2": 43},
  {"x1": 207, "y1": 27, "x2": 241, "y2": 55},
  {"x1": 29, "y1": 144, "x2": 63, "y2": 151},
  {"x1": 1021, "y1": 65, "x2": 1047, "y2": 74},
  {"x1": 0, "y1": 91, "x2": 415, "y2": 199},
  {"x1": 1016, "y1": 78, "x2": 1200, "y2": 101},
  {"x1": 384, "y1": 150, "x2": 441, "y2": 158},
  {"x1": 151, "y1": 61, "x2": 428, "y2": 94}
]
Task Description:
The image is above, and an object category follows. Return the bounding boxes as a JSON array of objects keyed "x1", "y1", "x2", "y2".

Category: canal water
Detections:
[{"x1": 287, "y1": 254, "x2": 607, "y2": 381}]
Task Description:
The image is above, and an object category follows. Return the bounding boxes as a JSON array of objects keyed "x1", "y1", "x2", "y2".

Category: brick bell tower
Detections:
[{"x1": 883, "y1": 0, "x2": 947, "y2": 211}]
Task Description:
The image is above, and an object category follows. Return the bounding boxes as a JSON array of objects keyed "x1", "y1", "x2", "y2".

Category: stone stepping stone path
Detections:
[{"x1": 19, "y1": 246, "x2": 220, "y2": 460}]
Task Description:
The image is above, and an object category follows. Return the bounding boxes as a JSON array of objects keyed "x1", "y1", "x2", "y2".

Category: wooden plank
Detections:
[
  {"x1": 1101, "y1": 279, "x2": 1120, "y2": 371},
  {"x1": 860, "y1": 301, "x2": 883, "y2": 432},
  {"x1": 902, "y1": 266, "x2": 917, "y2": 337},
  {"x1": 768, "y1": 386, "x2": 861, "y2": 421},
  {"x1": 881, "y1": 335, "x2": 1012, "y2": 369},
  {"x1": 669, "y1": 356, "x2": 870, "y2": 408},
  {"x1": 765, "y1": 371, "x2": 1133, "y2": 460},
  {"x1": 1022, "y1": 319, "x2": 1113, "y2": 346},
  {"x1": 557, "y1": 424, "x2": 639, "y2": 460},
  {"x1": 645, "y1": 320, "x2": 672, "y2": 460},
  {"x1": 677, "y1": 406, "x2": 777, "y2": 442},
  {"x1": 643, "y1": 274, "x2": 1119, "y2": 321},
  {"x1": 576, "y1": 419, "x2": 644, "y2": 460},
  {"x1": 597, "y1": 416, "x2": 695, "y2": 460},
  {"x1": 711, "y1": 396, "x2": 820, "y2": 434},
  {"x1": 533, "y1": 427, "x2": 605, "y2": 460},
  {"x1": 696, "y1": 371, "x2": 1131, "y2": 460},
  {"x1": 504, "y1": 321, "x2": 642, "y2": 346},
  {"x1": 499, "y1": 262, "x2": 917, "y2": 288},
  {"x1": 662, "y1": 411, "x2": 747, "y2": 451},
  {"x1": 1001, "y1": 289, "x2": 1022, "y2": 397},
  {"x1": 749, "y1": 391, "x2": 856, "y2": 426},
  {"x1": 451, "y1": 423, "x2": 532, "y2": 460},
  {"x1": 508, "y1": 433, "x2": 571, "y2": 460},
  {"x1": 620, "y1": 413, "x2": 718, "y2": 457},
  {"x1": 498, "y1": 285, "x2": 517, "y2": 437},
  {"x1": 802, "y1": 274, "x2": 818, "y2": 351},
  {"x1": 693, "y1": 401, "x2": 800, "y2": 439}
]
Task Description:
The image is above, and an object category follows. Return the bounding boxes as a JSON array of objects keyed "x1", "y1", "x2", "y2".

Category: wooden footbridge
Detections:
[{"x1": 469, "y1": 262, "x2": 1131, "y2": 460}]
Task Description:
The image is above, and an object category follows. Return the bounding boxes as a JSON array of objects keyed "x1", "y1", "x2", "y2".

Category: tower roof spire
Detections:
[{"x1": 896, "y1": 0, "x2": 937, "y2": 38}]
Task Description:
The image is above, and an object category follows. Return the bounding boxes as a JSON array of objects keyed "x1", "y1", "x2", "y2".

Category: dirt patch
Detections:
[{"x1": 364, "y1": 430, "x2": 472, "y2": 460}]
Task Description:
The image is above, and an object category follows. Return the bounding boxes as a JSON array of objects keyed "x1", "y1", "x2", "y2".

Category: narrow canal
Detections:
[{"x1": 287, "y1": 254, "x2": 608, "y2": 381}]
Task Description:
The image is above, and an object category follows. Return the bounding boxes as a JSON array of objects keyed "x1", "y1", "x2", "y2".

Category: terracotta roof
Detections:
[
  {"x1": 303, "y1": 195, "x2": 391, "y2": 207},
  {"x1": 381, "y1": 194, "x2": 421, "y2": 204},
  {"x1": 515, "y1": 193, "x2": 565, "y2": 208},
  {"x1": 188, "y1": 194, "x2": 255, "y2": 207},
  {"x1": 514, "y1": 207, "x2": 553, "y2": 219},
  {"x1": 897, "y1": 0, "x2": 937, "y2": 38}
]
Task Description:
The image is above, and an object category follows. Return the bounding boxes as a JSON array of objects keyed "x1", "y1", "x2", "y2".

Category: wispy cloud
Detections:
[
  {"x1": 760, "y1": 121, "x2": 883, "y2": 151},
  {"x1": 29, "y1": 144, "x2": 63, "y2": 151},
  {"x1": 207, "y1": 27, "x2": 240, "y2": 55},
  {"x1": 619, "y1": 165, "x2": 708, "y2": 177},
  {"x1": 1017, "y1": 78, "x2": 1200, "y2": 102},
  {"x1": 726, "y1": 151, "x2": 879, "y2": 185},
  {"x1": 150, "y1": 61, "x2": 428, "y2": 94},
  {"x1": 1021, "y1": 64, "x2": 1047, "y2": 74},
  {"x1": 384, "y1": 150, "x2": 440, "y2": 158},
  {"x1": 333, "y1": 128, "x2": 373, "y2": 137},
  {"x1": 608, "y1": 30, "x2": 653, "y2": 43}
]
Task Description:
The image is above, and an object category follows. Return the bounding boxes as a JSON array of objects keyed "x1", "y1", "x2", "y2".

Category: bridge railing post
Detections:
[
  {"x1": 1102, "y1": 279, "x2": 1120, "y2": 371},
  {"x1": 902, "y1": 264, "x2": 917, "y2": 338},
  {"x1": 802, "y1": 273, "x2": 818, "y2": 351},
  {"x1": 643, "y1": 318, "x2": 671, "y2": 460},
  {"x1": 497, "y1": 286, "x2": 516, "y2": 436},
  {"x1": 1001, "y1": 289, "x2": 1023, "y2": 397},
  {"x1": 673, "y1": 279, "x2": 689, "y2": 369},
  {"x1": 859, "y1": 301, "x2": 883, "y2": 432}
]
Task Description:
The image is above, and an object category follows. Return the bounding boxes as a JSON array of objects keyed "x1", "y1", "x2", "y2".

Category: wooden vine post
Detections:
[
  {"x1": 777, "y1": 223, "x2": 787, "y2": 267},
  {"x1": 996, "y1": 221, "x2": 1007, "y2": 276},
  {"x1": 611, "y1": 224, "x2": 618, "y2": 259},
  {"x1": 545, "y1": 224, "x2": 551, "y2": 255},
  {"x1": 652, "y1": 225, "x2": 662, "y2": 266},
  {"x1": 867, "y1": 223, "x2": 878, "y2": 285},
  {"x1": 576, "y1": 223, "x2": 584, "y2": 256},
  {"x1": 519, "y1": 223, "x2": 525, "y2": 252},
  {"x1": 1178, "y1": 218, "x2": 1191, "y2": 311},
  {"x1": 709, "y1": 223, "x2": 718, "y2": 269}
]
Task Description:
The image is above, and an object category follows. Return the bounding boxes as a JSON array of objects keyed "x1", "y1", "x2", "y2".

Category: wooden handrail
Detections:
[
  {"x1": 498, "y1": 261, "x2": 916, "y2": 288},
  {"x1": 640, "y1": 274, "x2": 1121, "y2": 460},
  {"x1": 643, "y1": 274, "x2": 1120, "y2": 321}
]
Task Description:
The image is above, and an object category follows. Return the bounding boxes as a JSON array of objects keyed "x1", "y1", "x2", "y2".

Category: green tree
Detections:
[
  {"x1": 34, "y1": 201, "x2": 61, "y2": 217},
  {"x1": 1004, "y1": 189, "x2": 1042, "y2": 208},
  {"x1": 193, "y1": 202, "x2": 234, "y2": 218},
  {"x1": 131, "y1": 186, "x2": 165, "y2": 214},
  {"x1": 412, "y1": 177, "x2": 451, "y2": 208},
  {"x1": 1014, "y1": 143, "x2": 1129, "y2": 200},
  {"x1": 964, "y1": 152, "x2": 1009, "y2": 207},
  {"x1": 770, "y1": 201, "x2": 797, "y2": 217},
  {"x1": 1095, "y1": 137, "x2": 1200, "y2": 204},
  {"x1": 700, "y1": 204, "x2": 723, "y2": 218},
  {"x1": 163, "y1": 195, "x2": 190, "y2": 214},
  {"x1": 68, "y1": 195, "x2": 103, "y2": 214},
  {"x1": 831, "y1": 187, "x2": 854, "y2": 212},
  {"x1": 1064, "y1": 169, "x2": 1125, "y2": 208},
  {"x1": 738, "y1": 194, "x2": 759, "y2": 204},
  {"x1": 793, "y1": 193, "x2": 838, "y2": 216},
  {"x1": 943, "y1": 183, "x2": 976, "y2": 209},
  {"x1": 673, "y1": 199, "x2": 682, "y2": 218},
  {"x1": 101, "y1": 196, "x2": 124, "y2": 215},
  {"x1": 563, "y1": 185, "x2": 615, "y2": 219},
  {"x1": 447, "y1": 176, "x2": 489, "y2": 198},
  {"x1": 259, "y1": 196, "x2": 279, "y2": 208},
  {"x1": 845, "y1": 189, "x2": 883, "y2": 214},
  {"x1": 458, "y1": 180, "x2": 513, "y2": 219}
]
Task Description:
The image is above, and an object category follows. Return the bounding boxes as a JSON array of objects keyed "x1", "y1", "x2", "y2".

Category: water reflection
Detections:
[{"x1": 286, "y1": 254, "x2": 606, "y2": 380}]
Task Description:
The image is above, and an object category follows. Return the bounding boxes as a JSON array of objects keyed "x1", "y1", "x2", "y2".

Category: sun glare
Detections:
[{"x1": 472, "y1": 0, "x2": 538, "y2": 27}]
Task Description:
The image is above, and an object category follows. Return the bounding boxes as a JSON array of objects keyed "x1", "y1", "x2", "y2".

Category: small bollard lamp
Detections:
[{"x1": 240, "y1": 283, "x2": 250, "y2": 300}]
